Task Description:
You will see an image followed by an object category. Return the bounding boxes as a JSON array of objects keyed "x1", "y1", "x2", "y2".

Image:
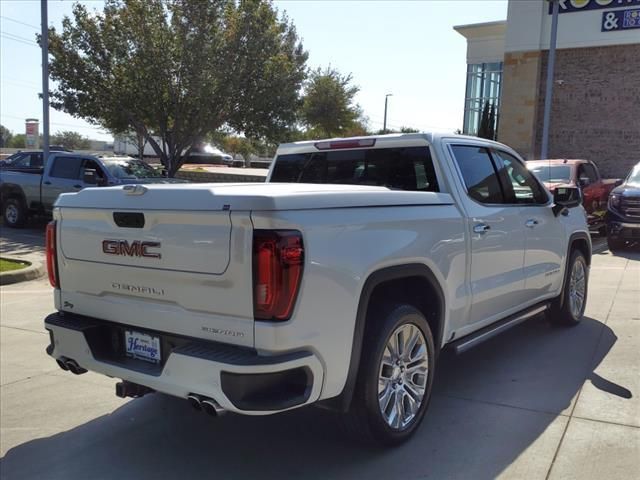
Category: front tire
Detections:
[
  {"x1": 607, "y1": 235, "x2": 625, "y2": 252},
  {"x1": 343, "y1": 304, "x2": 435, "y2": 446},
  {"x1": 549, "y1": 250, "x2": 588, "y2": 326},
  {"x1": 2, "y1": 198, "x2": 28, "y2": 228}
]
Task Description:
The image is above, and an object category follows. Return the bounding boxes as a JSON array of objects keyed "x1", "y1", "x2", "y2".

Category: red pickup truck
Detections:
[{"x1": 527, "y1": 159, "x2": 618, "y2": 233}]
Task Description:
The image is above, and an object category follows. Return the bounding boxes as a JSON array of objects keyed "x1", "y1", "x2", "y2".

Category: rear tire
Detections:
[
  {"x1": 342, "y1": 304, "x2": 435, "y2": 446},
  {"x1": 607, "y1": 235, "x2": 625, "y2": 252},
  {"x1": 2, "y1": 198, "x2": 28, "y2": 228},
  {"x1": 548, "y1": 250, "x2": 588, "y2": 326}
]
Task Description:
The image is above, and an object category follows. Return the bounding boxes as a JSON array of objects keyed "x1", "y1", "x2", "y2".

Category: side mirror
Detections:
[
  {"x1": 614, "y1": 179, "x2": 623, "y2": 187},
  {"x1": 578, "y1": 176, "x2": 590, "y2": 187},
  {"x1": 83, "y1": 168, "x2": 98, "y2": 185},
  {"x1": 552, "y1": 186, "x2": 582, "y2": 216}
]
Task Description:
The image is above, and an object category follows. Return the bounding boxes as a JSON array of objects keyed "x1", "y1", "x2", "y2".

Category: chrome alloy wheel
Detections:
[
  {"x1": 5, "y1": 204, "x2": 18, "y2": 225},
  {"x1": 378, "y1": 323, "x2": 429, "y2": 430},
  {"x1": 569, "y1": 259, "x2": 586, "y2": 318}
]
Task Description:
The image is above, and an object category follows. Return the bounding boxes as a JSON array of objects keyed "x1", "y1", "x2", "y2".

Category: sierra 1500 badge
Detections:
[{"x1": 102, "y1": 239, "x2": 161, "y2": 259}]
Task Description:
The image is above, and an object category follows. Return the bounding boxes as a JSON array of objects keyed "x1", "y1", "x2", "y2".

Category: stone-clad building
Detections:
[{"x1": 455, "y1": 0, "x2": 640, "y2": 177}]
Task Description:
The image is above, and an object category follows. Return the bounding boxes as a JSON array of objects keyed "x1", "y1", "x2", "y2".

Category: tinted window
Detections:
[
  {"x1": 493, "y1": 150, "x2": 548, "y2": 204},
  {"x1": 270, "y1": 147, "x2": 439, "y2": 192},
  {"x1": 82, "y1": 159, "x2": 107, "y2": 181},
  {"x1": 579, "y1": 163, "x2": 598, "y2": 183},
  {"x1": 4, "y1": 153, "x2": 42, "y2": 168},
  {"x1": 451, "y1": 145, "x2": 504, "y2": 203},
  {"x1": 49, "y1": 156, "x2": 83, "y2": 179}
]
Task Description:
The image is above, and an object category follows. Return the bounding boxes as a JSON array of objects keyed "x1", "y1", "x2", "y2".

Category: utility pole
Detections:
[
  {"x1": 383, "y1": 93, "x2": 393, "y2": 133},
  {"x1": 41, "y1": 0, "x2": 50, "y2": 161},
  {"x1": 541, "y1": 0, "x2": 559, "y2": 159}
]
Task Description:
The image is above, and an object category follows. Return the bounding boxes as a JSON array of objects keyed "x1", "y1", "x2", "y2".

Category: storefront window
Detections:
[{"x1": 463, "y1": 62, "x2": 502, "y2": 138}]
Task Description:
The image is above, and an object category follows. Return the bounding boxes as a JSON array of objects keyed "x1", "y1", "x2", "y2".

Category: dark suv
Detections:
[{"x1": 606, "y1": 162, "x2": 640, "y2": 251}]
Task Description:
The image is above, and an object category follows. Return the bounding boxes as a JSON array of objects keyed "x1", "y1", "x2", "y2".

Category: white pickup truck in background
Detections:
[{"x1": 44, "y1": 133, "x2": 590, "y2": 445}]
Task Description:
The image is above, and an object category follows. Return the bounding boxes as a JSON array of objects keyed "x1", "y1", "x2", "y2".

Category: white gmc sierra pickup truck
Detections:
[{"x1": 44, "y1": 133, "x2": 591, "y2": 445}]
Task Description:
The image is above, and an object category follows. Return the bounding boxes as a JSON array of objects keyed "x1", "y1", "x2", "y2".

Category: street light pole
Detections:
[
  {"x1": 383, "y1": 93, "x2": 393, "y2": 133},
  {"x1": 541, "y1": 0, "x2": 559, "y2": 159},
  {"x1": 41, "y1": 0, "x2": 50, "y2": 161}
]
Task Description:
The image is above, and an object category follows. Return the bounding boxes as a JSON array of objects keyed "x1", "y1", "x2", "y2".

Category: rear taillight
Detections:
[
  {"x1": 253, "y1": 230, "x2": 304, "y2": 321},
  {"x1": 46, "y1": 221, "x2": 59, "y2": 288}
]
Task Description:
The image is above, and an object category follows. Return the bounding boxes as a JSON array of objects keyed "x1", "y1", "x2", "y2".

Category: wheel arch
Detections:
[
  {"x1": 559, "y1": 231, "x2": 592, "y2": 308},
  {"x1": 0, "y1": 184, "x2": 27, "y2": 206},
  {"x1": 326, "y1": 263, "x2": 446, "y2": 412}
]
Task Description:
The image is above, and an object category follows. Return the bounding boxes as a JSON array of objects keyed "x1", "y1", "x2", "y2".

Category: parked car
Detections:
[
  {"x1": 185, "y1": 143, "x2": 233, "y2": 165},
  {"x1": 44, "y1": 133, "x2": 590, "y2": 445},
  {"x1": 0, "y1": 152, "x2": 187, "y2": 227},
  {"x1": 606, "y1": 161, "x2": 640, "y2": 251},
  {"x1": 527, "y1": 159, "x2": 618, "y2": 234}
]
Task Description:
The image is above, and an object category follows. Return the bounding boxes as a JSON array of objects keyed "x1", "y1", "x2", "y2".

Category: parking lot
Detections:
[{"x1": 1, "y1": 224, "x2": 638, "y2": 480}]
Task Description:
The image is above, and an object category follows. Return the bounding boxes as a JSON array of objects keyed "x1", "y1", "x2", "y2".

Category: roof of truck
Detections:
[{"x1": 276, "y1": 132, "x2": 509, "y2": 154}]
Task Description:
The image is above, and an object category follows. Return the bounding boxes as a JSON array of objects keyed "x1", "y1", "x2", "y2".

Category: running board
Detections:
[{"x1": 451, "y1": 303, "x2": 550, "y2": 355}]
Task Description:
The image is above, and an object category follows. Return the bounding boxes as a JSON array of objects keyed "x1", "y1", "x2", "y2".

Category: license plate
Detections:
[{"x1": 125, "y1": 330, "x2": 161, "y2": 364}]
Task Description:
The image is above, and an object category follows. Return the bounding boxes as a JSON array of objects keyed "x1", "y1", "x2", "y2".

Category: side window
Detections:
[
  {"x1": 451, "y1": 145, "x2": 504, "y2": 204},
  {"x1": 493, "y1": 150, "x2": 548, "y2": 204},
  {"x1": 582, "y1": 164, "x2": 598, "y2": 183},
  {"x1": 49, "y1": 157, "x2": 83, "y2": 179},
  {"x1": 8, "y1": 153, "x2": 28, "y2": 167},
  {"x1": 29, "y1": 153, "x2": 43, "y2": 168}
]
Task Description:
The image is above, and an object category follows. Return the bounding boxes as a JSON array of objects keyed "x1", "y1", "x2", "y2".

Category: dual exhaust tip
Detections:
[
  {"x1": 187, "y1": 394, "x2": 225, "y2": 417},
  {"x1": 56, "y1": 357, "x2": 87, "y2": 375}
]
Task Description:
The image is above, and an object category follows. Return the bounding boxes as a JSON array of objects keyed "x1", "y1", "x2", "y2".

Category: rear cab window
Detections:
[{"x1": 270, "y1": 146, "x2": 439, "y2": 192}]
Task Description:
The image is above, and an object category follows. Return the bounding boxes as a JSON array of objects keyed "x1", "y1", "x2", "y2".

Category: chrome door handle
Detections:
[
  {"x1": 473, "y1": 223, "x2": 491, "y2": 234},
  {"x1": 525, "y1": 219, "x2": 539, "y2": 228}
]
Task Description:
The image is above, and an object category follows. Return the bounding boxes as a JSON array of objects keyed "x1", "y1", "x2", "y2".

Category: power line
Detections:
[
  {"x1": 1, "y1": 76, "x2": 41, "y2": 89},
  {"x1": 1, "y1": 32, "x2": 39, "y2": 47},
  {"x1": 0, "y1": 16, "x2": 40, "y2": 31}
]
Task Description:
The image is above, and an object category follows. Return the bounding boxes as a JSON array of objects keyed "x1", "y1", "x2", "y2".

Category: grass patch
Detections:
[{"x1": 0, "y1": 258, "x2": 29, "y2": 273}]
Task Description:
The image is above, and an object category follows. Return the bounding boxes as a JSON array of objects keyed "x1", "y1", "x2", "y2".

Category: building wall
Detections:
[
  {"x1": 505, "y1": 0, "x2": 640, "y2": 53},
  {"x1": 497, "y1": 50, "x2": 542, "y2": 158},
  {"x1": 533, "y1": 43, "x2": 640, "y2": 178}
]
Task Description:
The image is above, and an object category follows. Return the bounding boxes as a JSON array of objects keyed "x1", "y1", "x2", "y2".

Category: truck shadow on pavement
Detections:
[{"x1": 1, "y1": 315, "x2": 629, "y2": 480}]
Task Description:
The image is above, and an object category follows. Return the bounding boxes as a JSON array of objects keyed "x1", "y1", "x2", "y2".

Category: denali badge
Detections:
[
  {"x1": 102, "y1": 239, "x2": 161, "y2": 259},
  {"x1": 112, "y1": 282, "x2": 165, "y2": 297}
]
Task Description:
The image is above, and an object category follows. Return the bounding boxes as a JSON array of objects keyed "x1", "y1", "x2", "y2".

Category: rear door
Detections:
[
  {"x1": 42, "y1": 156, "x2": 84, "y2": 209},
  {"x1": 449, "y1": 144, "x2": 527, "y2": 327},
  {"x1": 491, "y1": 149, "x2": 565, "y2": 301}
]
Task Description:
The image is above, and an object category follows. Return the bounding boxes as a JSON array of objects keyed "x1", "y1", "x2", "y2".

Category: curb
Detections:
[{"x1": 0, "y1": 255, "x2": 45, "y2": 285}]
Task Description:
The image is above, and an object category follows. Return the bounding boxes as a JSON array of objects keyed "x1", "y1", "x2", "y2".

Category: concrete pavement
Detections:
[{"x1": 0, "y1": 226, "x2": 638, "y2": 479}]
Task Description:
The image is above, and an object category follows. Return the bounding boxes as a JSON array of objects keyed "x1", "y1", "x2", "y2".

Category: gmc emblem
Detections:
[{"x1": 102, "y1": 240, "x2": 162, "y2": 259}]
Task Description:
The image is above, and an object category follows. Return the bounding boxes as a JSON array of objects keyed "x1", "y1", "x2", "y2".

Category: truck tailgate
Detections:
[{"x1": 56, "y1": 203, "x2": 254, "y2": 347}]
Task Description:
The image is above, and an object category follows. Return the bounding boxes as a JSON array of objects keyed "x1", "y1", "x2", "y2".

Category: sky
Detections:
[{"x1": 0, "y1": 0, "x2": 508, "y2": 142}]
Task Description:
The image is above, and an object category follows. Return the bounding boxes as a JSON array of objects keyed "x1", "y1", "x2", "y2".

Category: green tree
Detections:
[
  {"x1": 51, "y1": 130, "x2": 91, "y2": 150},
  {"x1": 45, "y1": 0, "x2": 308, "y2": 176},
  {"x1": 477, "y1": 101, "x2": 496, "y2": 140},
  {"x1": 300, "y1": 66, "x2": 363, "y2": 138},
  {"x1": 8, "y1": 134, "x2": 26, "y2": 148},
  {"x1": 375, "y1": 126, "x2": 420, "y2": 135},
  {"x1": 0, "y1": 125, "x2": 13, "y2": 147},
  {"x1": 488, "y1": 103, "x2": 497, "y2": 141}
]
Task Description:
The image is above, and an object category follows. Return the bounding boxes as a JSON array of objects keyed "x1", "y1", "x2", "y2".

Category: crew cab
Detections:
[
  {"x1": 527, "y1": 159, "x2": 618, "y2": 234},
  {"x1": 1, "y1": 153, "x2": 186, "y2": 227},
  {"x1": 606, "y1": 161, "x2": 640, "y2": 251},
  {"x1": 44, "y1": 133, "x2": 590, "y2": 445}
]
